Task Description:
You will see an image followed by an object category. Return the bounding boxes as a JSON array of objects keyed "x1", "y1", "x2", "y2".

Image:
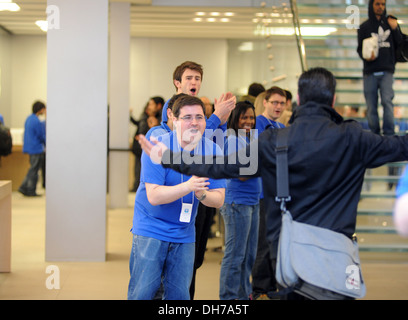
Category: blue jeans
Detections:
[
  {"x1": 363, "y1": 71, "x2": 395, "y2": 136},
  {"x1": 219, "y1": 203, "x2": 259, "y2": 300},
  {"x1": 127, "y1": 234, "x2": 195, "y2": 300},
  {"x1": 18, "y1": 153, "x2": 44, "y2": 195}
]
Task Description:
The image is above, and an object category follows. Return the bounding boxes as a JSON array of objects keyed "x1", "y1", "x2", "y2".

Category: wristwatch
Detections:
[{"x1": 196, "y1": 192, "x2": 207, "y2": 202}]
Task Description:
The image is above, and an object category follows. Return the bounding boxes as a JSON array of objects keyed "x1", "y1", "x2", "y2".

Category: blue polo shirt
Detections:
[{"x1": 131, "y1": 131, "x2": 226, "y2": 243}]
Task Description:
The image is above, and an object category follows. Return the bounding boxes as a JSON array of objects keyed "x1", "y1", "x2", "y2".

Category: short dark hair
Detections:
[
  {"x1": 284, "y1": 90, "x2": 292, "y2": 101},
  {"x1": 172, "y1": 95, "x2": 205, "y2": 118},
  {"x1": 167, "y1": 93, "x2": 189, "y2": 111},
  {"x1": 298, "y1": 67, "x2": 336, "y2": 106},
  {"x1": 32, "y1": 101, "x2": 46, "y2": 114},
  {"x1": 227, "y1": 100, "x2": 256, "y2": 133},
  {"x1": 248, "y1": 83, "x2": 265, "y2": 97},
  {"x1": 264, "y1": 86, "x2": 286, "y2": 101},
  {"x1": 173, "y1": 61, "x2": 203, "y2": 90}
]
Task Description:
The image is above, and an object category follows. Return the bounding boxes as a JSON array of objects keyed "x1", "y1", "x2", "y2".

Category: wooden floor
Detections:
[{"x1": 1, "y1": 191, "x2": 408, "y2": 300}]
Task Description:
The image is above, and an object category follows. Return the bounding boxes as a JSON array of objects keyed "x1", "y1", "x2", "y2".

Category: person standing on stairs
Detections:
[{"x1": 357, "y1": 0, "x2": 403, "y2": 136}]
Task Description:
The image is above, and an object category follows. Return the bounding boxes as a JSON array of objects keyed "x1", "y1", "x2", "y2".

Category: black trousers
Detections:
[
  {"x1": 190, "y1": 202, "x2": 216, "y2": 299},
  {"x1": 251, "y1": 199, "x2": 277, "y2": 296}
]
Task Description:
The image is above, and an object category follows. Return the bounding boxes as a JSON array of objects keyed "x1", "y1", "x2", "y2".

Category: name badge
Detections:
[{"x1": 180, "y1": 203, "x2": 193, "y2": 223}]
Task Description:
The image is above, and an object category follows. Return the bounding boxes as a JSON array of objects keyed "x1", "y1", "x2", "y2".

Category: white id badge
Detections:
[{"x1": 179, "y1": 203, "x2": 193, "y2": 223}]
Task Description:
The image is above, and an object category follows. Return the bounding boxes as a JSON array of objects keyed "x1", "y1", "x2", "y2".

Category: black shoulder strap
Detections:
[{"x1": 275, "y1": 129, "x2": 291, "y2": 208}]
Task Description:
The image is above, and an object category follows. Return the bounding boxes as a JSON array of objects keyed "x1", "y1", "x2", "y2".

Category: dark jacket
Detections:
[
  {"x1": 357, "y1": 0, "x2": 402, "y2": 74},
  {"x1": 163, "y1": 102, "x2": 408, "y2": 258}
]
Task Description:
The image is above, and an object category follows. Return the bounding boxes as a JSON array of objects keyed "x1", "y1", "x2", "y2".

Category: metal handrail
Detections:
[{"x1": 290, "y1": 0, "x2": 308, "y2": 72}]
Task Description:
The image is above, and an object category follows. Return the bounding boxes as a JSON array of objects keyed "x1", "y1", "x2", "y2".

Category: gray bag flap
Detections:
[{"x1": 290, "y1": 219, "x2": 366, "y2": 298}]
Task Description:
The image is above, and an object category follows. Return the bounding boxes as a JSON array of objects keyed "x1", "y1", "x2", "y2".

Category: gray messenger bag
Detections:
[{"x1": 274, "y1": 129, "x2": 366, "y2": 300}]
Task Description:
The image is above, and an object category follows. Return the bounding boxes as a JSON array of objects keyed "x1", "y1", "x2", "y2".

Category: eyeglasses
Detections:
[
  {"x1": 268, "y1": 100, "x2": 286, "y2": 107},
  {"x1": 178, "y1": 115, "x2": 205, "y2": 122}
]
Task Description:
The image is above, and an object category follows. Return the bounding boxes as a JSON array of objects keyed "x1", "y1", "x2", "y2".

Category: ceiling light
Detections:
[
  {"x1": 36, "y1": 20, "x2": 48, "y2": 32},
  {"x1": 193, "y1": 18, "x2": 202, "y2": 22},
  {"x1": 210, "y1": 12, "x2": 220, "y2": 16},
  {"x1": 0, "y1": 0, "x2": 20, "y2": 12},
  {"x1": 220, "y1": 18, "x2": 229, "y2": 23},
  {"x1": 195, "y1": 12, "x2": 205, "y2": 16},
  {"x1": 238, "y1": 42, "x2": 253, "y2": 52},
  {"x1": 300, "y1": 27, "x2": 337, "y2": 36},
  {"x1": 207, "y1": 18, "x2": 216, "y2": 22},
  {"x1": 224, "y1": 12, "x2": 234, "y2": 17}
]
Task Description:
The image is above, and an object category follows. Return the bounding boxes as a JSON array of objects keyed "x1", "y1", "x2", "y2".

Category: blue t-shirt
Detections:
[
  {"x1": 23, "y1": 113, "x2": 46, "y2": 154},
  {"x1": 396, "y1": 166, "x2": 408, "y2": 198},
  {"x1": 131, "y1": 131, "x2": 226, "y2": 243},
  {"x1": 256, "y1": 115, "x2": 285, "y2": 199},
  {"x1": 224, "y1": 133, "x2": 261, "y2": 205}
]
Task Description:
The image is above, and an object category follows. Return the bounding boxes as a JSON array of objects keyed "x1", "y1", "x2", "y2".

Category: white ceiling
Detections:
[{"x1": 0, "y1": 0, "x2": 407, "y2": 38}]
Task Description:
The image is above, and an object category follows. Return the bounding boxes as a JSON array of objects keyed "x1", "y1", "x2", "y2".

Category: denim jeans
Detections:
[
  {"x1": 219, "y1": 202, "x2": 260, "y2": 300},
  {"x1": 363, "y1": 71, "x2": 395, "y2": 136},
  {"x1": 127, "y1": 234, "x2": 195, "y2": 300},
  {"x1": 18, "y1": 153, "x2": 44, "y2": 195}
]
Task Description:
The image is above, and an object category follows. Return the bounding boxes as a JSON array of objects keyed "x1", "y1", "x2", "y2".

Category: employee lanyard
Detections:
[{"x1": 267, "y1": 117, "x2": 284, "y2": 129}]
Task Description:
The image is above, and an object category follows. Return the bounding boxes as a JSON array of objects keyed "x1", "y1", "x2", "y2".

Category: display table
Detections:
[{"x1": 0, "y1": 180, "x2": 12, "y2": 272}]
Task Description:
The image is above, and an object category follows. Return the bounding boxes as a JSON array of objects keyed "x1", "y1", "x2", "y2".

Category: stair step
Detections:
[
  {"x1": 360, "y1": 192, "x2": 396, "y2": 199},
  {"x1": 358, "y1": 244, "x2": 408, "y2": 252},
  {"x1": 357, "y1": 209, "x2": 393, "y2": 216},
  {"x1": 356, "y1": 226, "x2": 397, "y2": 234},
  {"x1": 363, "y1": 176, "x2": 401, "y2": 182}
]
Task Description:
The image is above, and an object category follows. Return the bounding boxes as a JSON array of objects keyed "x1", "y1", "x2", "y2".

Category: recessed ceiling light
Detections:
[
  {"x1": 207, "y1": 17, "x2": 216, "y2": 22},
  {"x1": 220, "y1": 18, "x2": 229, "y2": 23},
  {"x1": 195, "y1": 12, "x2": 205, "y2": 16},
  {"x1": 224, "y1": 12, "x2": 234, "y2": 17},
  {"x1": 36, "y1": 20, "x2": 48, "y2": 32},
  {"x1": 210, "y1": 12, "x2": 220, "y2": 16},
  {"x1": 0, "y1": 0, "x2": 20, "y2": 12},
  {"x1": 193, "y1": 18, "x2": 202, "y2": 22}
]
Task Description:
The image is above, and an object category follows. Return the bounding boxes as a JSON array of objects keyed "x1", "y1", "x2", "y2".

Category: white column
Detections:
[
  {"x1": 45, "y1": 0, "x2": 108, "y2": 261},
  {"x1": 108, "y1": 2, "x2": 130, "y2": 208}
]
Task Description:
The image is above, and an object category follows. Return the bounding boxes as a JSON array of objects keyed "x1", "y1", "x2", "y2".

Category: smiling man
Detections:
[{"x1": 127, "y1": 95, "x2": 226, "y2": 300}]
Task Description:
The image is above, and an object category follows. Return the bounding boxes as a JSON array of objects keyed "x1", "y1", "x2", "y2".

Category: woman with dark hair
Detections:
[{"x1": 219, "y1": 101, "x2": 261, "y2": 300}]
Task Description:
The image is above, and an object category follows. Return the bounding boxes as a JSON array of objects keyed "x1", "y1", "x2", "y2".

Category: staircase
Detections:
[{"x1": 296, "y1": 0, "x2": 408, "y2": 259}]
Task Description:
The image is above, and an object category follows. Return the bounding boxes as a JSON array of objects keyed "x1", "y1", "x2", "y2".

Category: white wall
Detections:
[
  {"x1": 4, "y1": 35, "x2": 301, "y2": 135},
  {"x1": 11, "y1": 36, "x2": 47, "y2": 128},
  {"x1": 5, "y1": 36, "x2": 229, "y2": 134},
  {"x1": 0, "y1": 29, "x2": 12, "y2": 127},
  {"x1": 129, "y1": 37, "x2": 228, "y2": 117}
]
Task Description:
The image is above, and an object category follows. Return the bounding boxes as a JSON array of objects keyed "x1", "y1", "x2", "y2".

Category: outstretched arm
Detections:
[{"x1": 137, "y1": 134, "x2": 260, "y2": 180}]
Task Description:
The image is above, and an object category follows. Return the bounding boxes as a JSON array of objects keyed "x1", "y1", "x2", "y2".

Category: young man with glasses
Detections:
[
  {"x1": 127, "y1": 95, "x2": 226, "y2": 300},
  {"x1": 257, "y1": 86, "x2": 287, "y2": 131}
]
